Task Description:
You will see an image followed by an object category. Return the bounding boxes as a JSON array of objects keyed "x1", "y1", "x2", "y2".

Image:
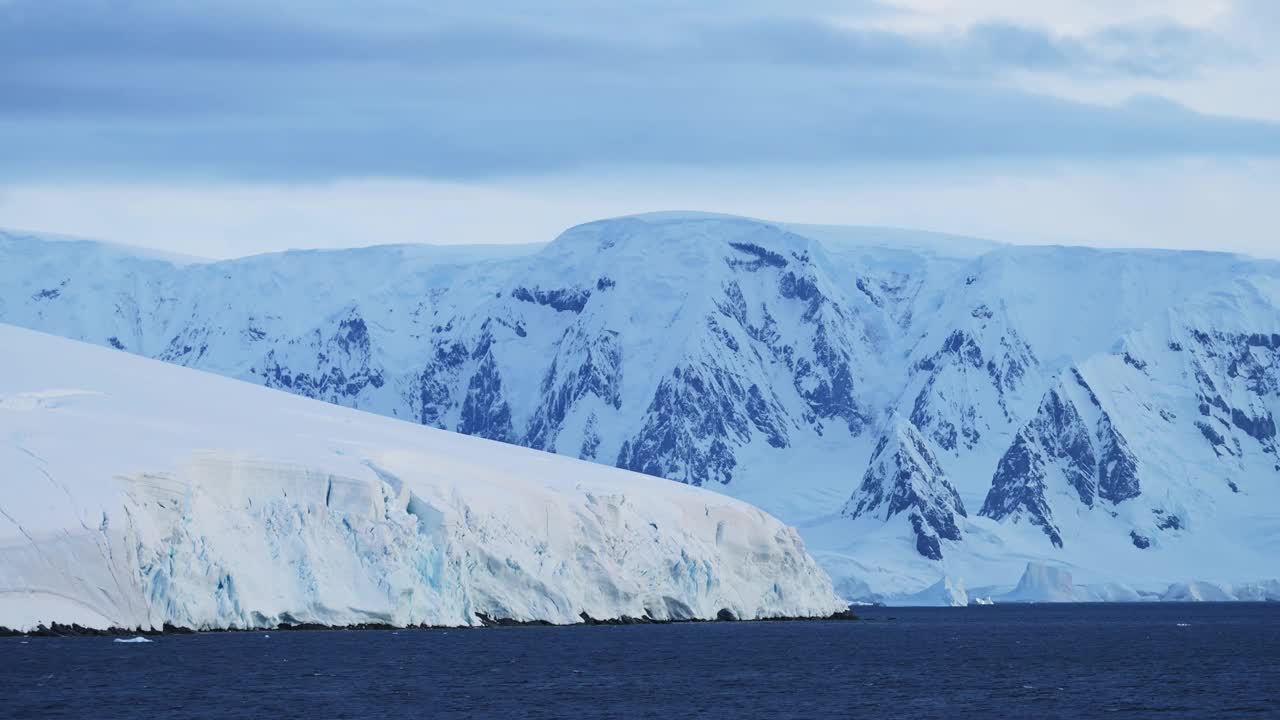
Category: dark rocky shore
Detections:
[{"x1": 2, "y1": 609, "x2": 858, "y2": 637}]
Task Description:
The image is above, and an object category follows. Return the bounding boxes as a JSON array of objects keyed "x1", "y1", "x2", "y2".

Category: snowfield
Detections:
[
  {"x1": 3, "y1": 213, "x2": 1280, "y2": 605},
  {"x1": 0, "y1": 324, "x2": 845, "y2": 632}
]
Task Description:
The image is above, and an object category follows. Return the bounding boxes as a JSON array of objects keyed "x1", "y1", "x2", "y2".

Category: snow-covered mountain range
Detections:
[
  {"x1": 3, "y1": 212, "x2": 1278, "y2": 601},
  {"x1": 0, "y1": 324, "x2": 843, "y2": 631}
]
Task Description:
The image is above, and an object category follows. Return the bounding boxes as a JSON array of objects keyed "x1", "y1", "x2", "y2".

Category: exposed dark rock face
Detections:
[
  {"x1": 1036, "y1": 385, "x2": 1098, "y2": 506},
  {"x1": 914, "y1": 327, "x2": 1035, "y2": 405},
  {"x1": 844, "y1": 421, "x2": 966, "y2": 560},
  {"x1": 31, "y1": 279, "x2": 68, "y2": 301},
  {"x1": 524, "y1": 328, "x2": 623, "y2": 452},
  {"x1": 1231, "y1": 408, "x2": 1277, "y2": 445},
  {"x1": 800, "y1": 323, "x2": 869, "y2": 435},
  {"x1": 746, "y1": 384, "x2": 789, "y2": 449},
  {"x1": 579, "y1": 413, "x2": 602, "y2": 460},
  {"x1": 719, "y1": 282, "x2": 871, "y2": 438},
  {"x1": 727, "y1": 242, "x2": 788, "y2": 269},
  {"x1": 416, "y1": 339, "x2": 469, "y2": 427},
  {"x1": 1197, "y1": 420, "x2": 1230, "y2": 455},
  {"x1": 1096, "y1": 411, "x2": 1140, "y2": 503},
  {"x1": 253, "y1": 311, "x2": 385, "y2": 404},
  {"x1": 617, "y1": 239, "x2": 874, "y2": 485},
  {"x1": 1155, "y1": 512, "x2": 1183, "y2": 531},
  {"x1": 981, "y1": 430, "x2": 1063, "y2": 548},
  {"x1": 980, "y1": 370, "x2": 1141, "y2": 548},
  {"x1": 511, "y1": 285, "x2": 592, "y2": 313},
  {"x1": 1123, "y1": 352, "x2": 1148, "y2": 371},
  {"x1": 457, "y1": 348, "x2": 514, "y2": 442},
  {"x1": 976, "y1": 317, "x2": 1280, "y2": 550},
  {"x1": 617, "y1": 365, "x2": 749, "y2": 486},
  {"x1": 159, "y1": 325, "x2": 212, "y2": 365},
  {"x1": 1187, "y1": 329, "x2": 1280, "y2": 459},
  {"x1": 779, "y1": 271, "x2": 823, "y2": 320},
  {"x1": 908, "y1": 305, "x2": 1038, "y2": 455}
]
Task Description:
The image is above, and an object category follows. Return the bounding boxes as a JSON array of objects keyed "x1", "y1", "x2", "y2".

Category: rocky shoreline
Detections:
[{"x1": 1, "y1": 609, "x2": 859, "y2": 638}]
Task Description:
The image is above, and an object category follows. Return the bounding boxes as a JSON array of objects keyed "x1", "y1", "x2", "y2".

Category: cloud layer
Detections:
[{"x1": 1, "y1": 0, "x2": 1274, "y2": 181}]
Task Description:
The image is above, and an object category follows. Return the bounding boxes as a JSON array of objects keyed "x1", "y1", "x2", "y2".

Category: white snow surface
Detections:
[
  {"x1": 887, "y1": 576, "x2": 969, "y2": 607},
  {"x1": 3, "y1": 214, "x2": 1280, "y2": 606},
  {"x1": 1159, "y1": 580, "x2": 1280, "y2": 602},
  {"x1": 997, "y1": 563, "x2": 1088, "y2": 603},
  {"x1": 0, "y1": 324, "x2": 843, "y2": 632}
]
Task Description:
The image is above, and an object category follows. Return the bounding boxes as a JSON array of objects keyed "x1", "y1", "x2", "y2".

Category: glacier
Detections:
[
  {"x1": 2, "y1": 213, "x2": 1279, "y2": 603},
  {"x1": 0, "y1": 324, "x2": 845, "y2": 632}
]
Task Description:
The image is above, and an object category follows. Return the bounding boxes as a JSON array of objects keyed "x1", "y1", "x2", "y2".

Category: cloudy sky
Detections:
[{"x1": 1, "y1": 0, "x2": 1278, "y2": 257}]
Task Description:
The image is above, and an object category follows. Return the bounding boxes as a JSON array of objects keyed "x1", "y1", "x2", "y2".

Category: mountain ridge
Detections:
[{"x1": 3, "y1": 214, "x2": 1277, "y2": 600}]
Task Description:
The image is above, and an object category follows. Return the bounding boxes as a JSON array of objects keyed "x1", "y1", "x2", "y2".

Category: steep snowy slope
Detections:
[
  {"x1": 3, "y1": 216, "x2": 1279, "y2": 601},
  {"x1": 842, "y1": 418, "x2": 967, "y2": 562},
  {"x1": 0, "y1": 324, "x2": 843, "y2": 632},
  {"x1": 1, "y1": 217, "x2": 892, "y2": 520},
  {"x1": 979, "y1": 277, "x2": 1280, "y2": 577}
]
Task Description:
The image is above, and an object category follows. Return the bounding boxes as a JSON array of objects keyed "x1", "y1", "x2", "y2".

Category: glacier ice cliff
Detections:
[{"x1": 0, "y1": 325, "x2": 844, "y2": 631}]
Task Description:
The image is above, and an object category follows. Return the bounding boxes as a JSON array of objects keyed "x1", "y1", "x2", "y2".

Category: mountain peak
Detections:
[
  {"x1": 5, "y1": 217, "x2": 1280, "y2": 600},
  {"x1": 843, "y1": 418, "x2": 967, "y2": 561}
]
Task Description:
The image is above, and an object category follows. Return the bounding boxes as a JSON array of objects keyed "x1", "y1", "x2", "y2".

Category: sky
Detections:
[{"x1": 1, "y1": 0, "x2": 1278, "y2": 258}]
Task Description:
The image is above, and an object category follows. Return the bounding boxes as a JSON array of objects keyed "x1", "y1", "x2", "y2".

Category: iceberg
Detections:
[
  {"x1": 889, "y1": 576, "x2": 969, "y2": 607},
  {"x1": 997, "y1": 563, "x2": 1087, "y2": 603},
  {"x1": 0, "y1": 324, "x2": 845, "y2": 632},
  {"x1": 1228, "y1": 580, "x2": 1280, "y2": 602},
  {"x1": 1160, "y1": 581, "x2": 1235, "y2": 602},
  {"x1": 1078, "y1": 583, "x2": 1144, "y2": 603},
  {"x1": 1160, "y1": 579, "x2": 1280, "y2": 602}
]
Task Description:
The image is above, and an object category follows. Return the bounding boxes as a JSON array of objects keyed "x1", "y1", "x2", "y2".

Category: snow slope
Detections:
[
  {"x1": 3, "y1": 215, "x2": 1279, "y2": 602},
  {"x1": 0, "y1": 324, "x2": 843, "y2": 631}
]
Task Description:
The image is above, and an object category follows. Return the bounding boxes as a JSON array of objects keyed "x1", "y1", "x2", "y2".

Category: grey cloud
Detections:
[
  {"x1": 0, "y1": 1, "x2": 1234, "y2": 73},
  {"x1": 0, "y1": 0, "x2": 1273, "y2": 182}
]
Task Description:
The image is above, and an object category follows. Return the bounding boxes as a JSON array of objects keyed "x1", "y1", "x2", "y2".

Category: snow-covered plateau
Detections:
[
  {"x1": 0, "y1": 324, "x2": 845, "y2": 632},
  {"x1": 2, "y1": 212, "x2": 1278, "y2": 606}
]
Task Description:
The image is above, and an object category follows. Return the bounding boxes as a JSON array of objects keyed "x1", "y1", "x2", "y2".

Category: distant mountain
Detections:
[{"x1": 3, "y1": 214, "x2": 1277, "y2": 599}]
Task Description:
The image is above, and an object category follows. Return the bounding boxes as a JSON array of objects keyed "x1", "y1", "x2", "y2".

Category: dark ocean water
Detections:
[{"x1": 2, "y1": 603, "x2": 1277, "y2": 719}]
